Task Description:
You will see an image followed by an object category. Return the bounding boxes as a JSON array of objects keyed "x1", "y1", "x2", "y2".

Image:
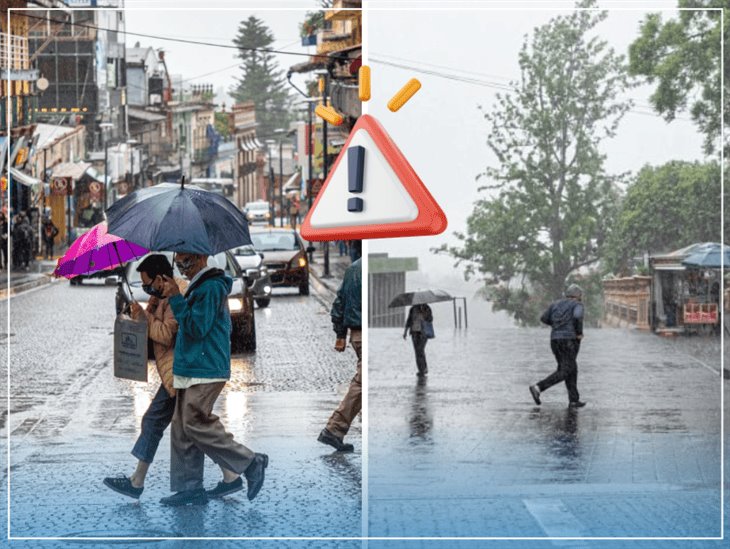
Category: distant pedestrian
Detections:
[
  {"x1": 404, "y1": 304, "x2": 433, "y2": 377},
  {"x1": 318, "y1": 244, "x2": 362, "y2": 453},
  {"x1": 289, "y1": 196, "x2": 299, "y2": 230},
  {"x1": 41, "y1": 217, "x2": 59, "y2": 260},
  {"x1": 0, "y1": 212, "x2": 8, "y2": 270},
  {"x1": 529, "y1": 284, "x2": 587, "y2": 408},
  {"x1": 12, "y1": 214, "x2": 32, "y2": 270},
  {"x1": 338, "y1": 240, "x2": 348, "y2": 257},
  {"x1": 159, "y1": 252, "x2": 268, "y2": 506}
]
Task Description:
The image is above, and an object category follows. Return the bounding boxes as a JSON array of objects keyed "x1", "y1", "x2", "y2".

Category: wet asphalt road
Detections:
[
  {"x1": 368, "y1": 299, "x2": 726, "y2": 547},
  {"x1": 0, "y1": 277, "x2": 362, "y2": 545}
]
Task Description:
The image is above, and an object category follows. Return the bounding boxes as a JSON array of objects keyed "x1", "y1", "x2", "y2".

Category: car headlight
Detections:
[
  {"x1": 228, "y1": 298, "x2": 244, "y2": 312},
  {"x1": 298, "y1": 256, "x2": 307, "y2": 268},
  {"x1": 260, "y1": 266, "x2": 268, "y2": 275},
  {"x1": 247, "y1": 213, "x2": 254, "y2": 220},
  {"x1": 264, "y1": 212, "x2": 271, "y2": 218},
  {"x1": 263, "y1": 285, "x2": 272, "y2": 294},
  {"x1": 138, "y1": 302, "x2": 148, "y2": 310}
]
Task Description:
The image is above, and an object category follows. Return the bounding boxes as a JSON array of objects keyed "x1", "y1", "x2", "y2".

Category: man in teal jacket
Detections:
[
  {"x1": 160, "y1": 252, "x2": 268, "y2": 506},
  {"x1": 318, "y1": 249, "x2": 362, "y2": 452}
]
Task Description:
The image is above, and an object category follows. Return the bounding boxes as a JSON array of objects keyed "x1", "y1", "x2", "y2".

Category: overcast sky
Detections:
[
  {"x1": 363, "y1": 1, "x2": 714, "y2": 285},
  {"x1": 123, "y1": 1, "x2": 715, "y2": 286}
]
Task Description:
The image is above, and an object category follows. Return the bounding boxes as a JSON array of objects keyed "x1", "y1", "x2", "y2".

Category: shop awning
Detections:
[
  {"x1": 52, "y1": 161, "x2": 91, "y2": 180},
  {"x1": 9, "y1": 167, "x2": 41, "y2": 188}
]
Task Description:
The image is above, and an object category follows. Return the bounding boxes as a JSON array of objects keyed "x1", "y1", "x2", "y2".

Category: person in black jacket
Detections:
[
  {"x1": 42, "y1": 217, "x2": 59, "y2": 260},
  {"x1": 404, "y1": 303, "x2": 433, "y2": 377},
  {"x1": 529, "y1": 284, "x2": 586, "y2": 408}
]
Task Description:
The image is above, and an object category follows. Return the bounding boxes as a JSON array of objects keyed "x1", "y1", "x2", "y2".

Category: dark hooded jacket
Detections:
[
  {"x1": 331, "y1": 258, "x2": 362, "y2": 338},
  {"x1": 540, "y1": 298, "x2": 584, "y2": 340}
]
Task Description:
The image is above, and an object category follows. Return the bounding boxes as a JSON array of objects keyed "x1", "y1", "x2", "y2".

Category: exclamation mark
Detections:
[{"x1": 347, "y1": 145, "x2": 365, "y2": 212}]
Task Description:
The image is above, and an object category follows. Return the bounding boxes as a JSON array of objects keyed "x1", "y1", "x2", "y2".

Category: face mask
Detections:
[{"x1": 142, "y1": 284, "x2": 165, "y2": 299}]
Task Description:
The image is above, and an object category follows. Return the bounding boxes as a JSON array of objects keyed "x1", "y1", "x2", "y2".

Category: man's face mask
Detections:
[{"x1": 142, "y1": 275, "x2": 165, "y2": 298}]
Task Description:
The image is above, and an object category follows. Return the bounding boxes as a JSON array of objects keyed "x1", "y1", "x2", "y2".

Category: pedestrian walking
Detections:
[
  {"x1": 318, "y1": 243, "x2": 362, "y2": 453},
  {"x1": 404, "y1": 304, "x2": 434, "y2": 377},
  {"x1": 41, "y1": 217, "x2": 59, "y2": 260},
  {"x1": 159, "y1": 252, "x2": 268, "y2": 506},
  {"x1": 289, "y1": 195, "x2": 299, "y2": 230},
  {"x1": 338, "y1": 240, "x2": 348, "y2": 257},
  {"x1": 0, "y1": 212, "x2": 8, "y2": 270},
  {"x1": 12, "y1": 214, "x2": 32, "y2": 270},
  {"x1": 103, "y1": 255, "x2": 182, "y2": 499},
  {"x1": 529, "y1": 284, "x2": 587, "y2": 408}
]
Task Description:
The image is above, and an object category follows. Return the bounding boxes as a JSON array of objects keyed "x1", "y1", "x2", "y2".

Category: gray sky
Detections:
[
  {"x1": 365, "y1": 1, "x2": 712, "y2": 284},
  {"x1": 123, "y1": 1, "x2": 325, "y2": 107}
]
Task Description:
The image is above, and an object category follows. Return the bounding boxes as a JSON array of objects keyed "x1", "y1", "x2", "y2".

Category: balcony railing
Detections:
[{"x1": 0, "y1": 33, "x2": 29, "y2": 70}]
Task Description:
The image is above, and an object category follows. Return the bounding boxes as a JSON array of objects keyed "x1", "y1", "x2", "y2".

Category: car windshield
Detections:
[
  {"x1": 233, "y1": 245, "x2": 257, "y2": 257},
  {"x1": 126, "y1": 252, "x2": 239, "y2": 285},
  {"x1": 250, "y1": 231, "x2": 298, "y2": 251},
  {"x1": 246, "y1": 203, "x2": 268, "y2": 211}
]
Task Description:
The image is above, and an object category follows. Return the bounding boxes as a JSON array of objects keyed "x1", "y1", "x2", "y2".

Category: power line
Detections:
[
  {"x1": 370, "y1": 57, "x2": 691, "y2": 121},
  {"x1": 19, "y1": 11, "x2": 333, "y2": 60}
]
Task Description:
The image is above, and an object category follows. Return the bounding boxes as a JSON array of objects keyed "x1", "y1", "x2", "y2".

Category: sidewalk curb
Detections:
[{"x1": 0, "y1": 274, "x2": 55, "y2": 300}]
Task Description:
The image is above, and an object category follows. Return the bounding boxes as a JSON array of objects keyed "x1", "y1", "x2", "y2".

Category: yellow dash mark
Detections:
[
  {"x1": 315, "y1": 104, "x2": 344, "y2": 126},
  {"x1": 359, "y1": 65, "x2": 371, "y2": 102},
  {"x1": 387, "y1": 78, "x2": 421, "y2": 112}
]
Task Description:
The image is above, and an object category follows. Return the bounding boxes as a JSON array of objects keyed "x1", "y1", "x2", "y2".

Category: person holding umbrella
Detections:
[
  {"x1": 158, "y1": 252, "x2": 268, "y2": 506},
  {"x1": 404, "y1": 304, "x2": 434, "y2": 377},
  {"x1": 106, "y1": 179, "x2": 267, "y2": 506}
]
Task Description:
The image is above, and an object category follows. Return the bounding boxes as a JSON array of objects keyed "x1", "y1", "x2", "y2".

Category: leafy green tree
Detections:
[
  {"x1": 214, "y1": 111, "x2": 231, "y2": 140},
  {"x1": 628, "y1": 1, "x2": 726, "y2": 156},
  {"x1": 604, "y1": 161, "x2": 721, "y2": 274},
  {"x1": 230, "y1": 16, "x2": 291, "y2": 138},
  {"x1": 436, "y1": 4, "x2": 629, "y2": 326}
]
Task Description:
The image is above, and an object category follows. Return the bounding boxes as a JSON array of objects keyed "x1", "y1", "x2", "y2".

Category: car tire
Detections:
[
  {"x1": 299, "y1": 278, "x2": 309, "y2": 296},
  {"x1": 255, "y1": 298, "x2": 270, "y2": 308},
  {"x1": 241, "y1": 309, "x2": 256, "y2": 352}
]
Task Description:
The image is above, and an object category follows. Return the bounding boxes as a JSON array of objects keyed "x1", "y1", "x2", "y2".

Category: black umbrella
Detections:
[
  {"x1": 388, "y1": 289, "x2": 453, "y2": 308},
  {"x1": 106, "y1": 180, "x2": 251, "y2": 255}
]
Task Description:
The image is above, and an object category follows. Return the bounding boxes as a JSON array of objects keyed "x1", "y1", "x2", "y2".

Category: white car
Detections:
[{"x1": 244, "y1": 201, "x2": 271, "y2": 225}]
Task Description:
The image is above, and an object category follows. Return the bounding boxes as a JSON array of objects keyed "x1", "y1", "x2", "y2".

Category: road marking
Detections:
[
  {"x1": 523, "y1": 498, "x2": 588, "y2": 546},
  {"x1": 681, "y1": 353, "x2": 721, "y2": 375}
]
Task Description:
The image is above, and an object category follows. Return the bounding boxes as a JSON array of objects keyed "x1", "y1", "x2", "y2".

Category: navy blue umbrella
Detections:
[{"x1": 106, "y1": 181, "x2": 251, "y2": 255}]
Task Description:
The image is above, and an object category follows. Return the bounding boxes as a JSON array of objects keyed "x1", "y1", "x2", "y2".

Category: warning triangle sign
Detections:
[{"x1": 300, "y1": 114, "x2": 447, "y2": 241}]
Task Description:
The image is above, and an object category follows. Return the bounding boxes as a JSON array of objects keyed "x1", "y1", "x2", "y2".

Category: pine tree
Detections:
[{"x1": 230, "y1": 16, "x2": 291, "y2": 138}]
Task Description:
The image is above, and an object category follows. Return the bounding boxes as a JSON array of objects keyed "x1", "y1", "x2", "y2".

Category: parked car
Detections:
[
  {"x1": 243, "y1": 201, "x2": 271, "y2": 225},
  {"x1": 115, "y1": 251, "x2": 256, "y2": 352},
  {"x1": 249, "y1": 228, "x2": 309, "y2": 296},
  {"x1": 231, "y1": 244, "x2": 272, "y2": 308}
]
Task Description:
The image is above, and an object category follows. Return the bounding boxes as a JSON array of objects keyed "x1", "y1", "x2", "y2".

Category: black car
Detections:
[
  {"x1": 249, "y1": 228, "x2": 310, "y2": 295},
  {"x1": 115, "y1": 251, "x2": 256, "y2": 352}
]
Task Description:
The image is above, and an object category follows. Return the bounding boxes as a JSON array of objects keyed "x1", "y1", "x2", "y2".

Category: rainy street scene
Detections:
[
  {"x1": 367, "y1": 2, "x2": 727, "y2": 548},
  {"x1": 1, "y1": 0, "x2": 363, "y2": 544}
]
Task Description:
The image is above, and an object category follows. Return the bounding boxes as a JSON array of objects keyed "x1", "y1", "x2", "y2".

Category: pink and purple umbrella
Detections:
[{"x1": 53, "y1": 222, "x2": 148, "y2": 279}]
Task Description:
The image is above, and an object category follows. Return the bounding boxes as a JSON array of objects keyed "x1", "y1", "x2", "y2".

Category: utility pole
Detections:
[
  {"x1": 321, "y1": 72, "x2": 331, "y2": 278},
  {"x1": 279, "y1": 138, "x2": 283, "y2": 228}
]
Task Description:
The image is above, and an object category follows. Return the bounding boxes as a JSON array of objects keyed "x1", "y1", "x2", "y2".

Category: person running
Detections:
[{"x1": 529, "y1": 284, "x2": 587, "y2": 408}]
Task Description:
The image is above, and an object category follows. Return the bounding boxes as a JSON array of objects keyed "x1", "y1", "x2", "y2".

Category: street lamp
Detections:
[
  {"x1": 314, "y1": 69, "x2": 331, "y2": 278},
  {"x1": 273, "y1": 127, "x2": 286, "y2": 228}
]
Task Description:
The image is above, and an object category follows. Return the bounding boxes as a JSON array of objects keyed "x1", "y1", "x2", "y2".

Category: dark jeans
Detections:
[
  {"x1": 43, "y1": 239, "x2": 54, "y2": 260},
  {"x1": 537, "y1": 338, "x2": 581, "y2": 403},
  {"x1": 131, "y1": 384, "x2": 176, "y2": 463},
  {"x1": 411, "y1": 332, "x2": 428, "y2": 374}
]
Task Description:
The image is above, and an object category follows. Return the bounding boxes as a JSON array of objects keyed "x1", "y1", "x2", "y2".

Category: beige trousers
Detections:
[
  {"x1": 170, "y1": 381, "x2": 255, "y2": 492},
  {"x1": 326, "y1": 329, "x2": 362, "y2": 439}
]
